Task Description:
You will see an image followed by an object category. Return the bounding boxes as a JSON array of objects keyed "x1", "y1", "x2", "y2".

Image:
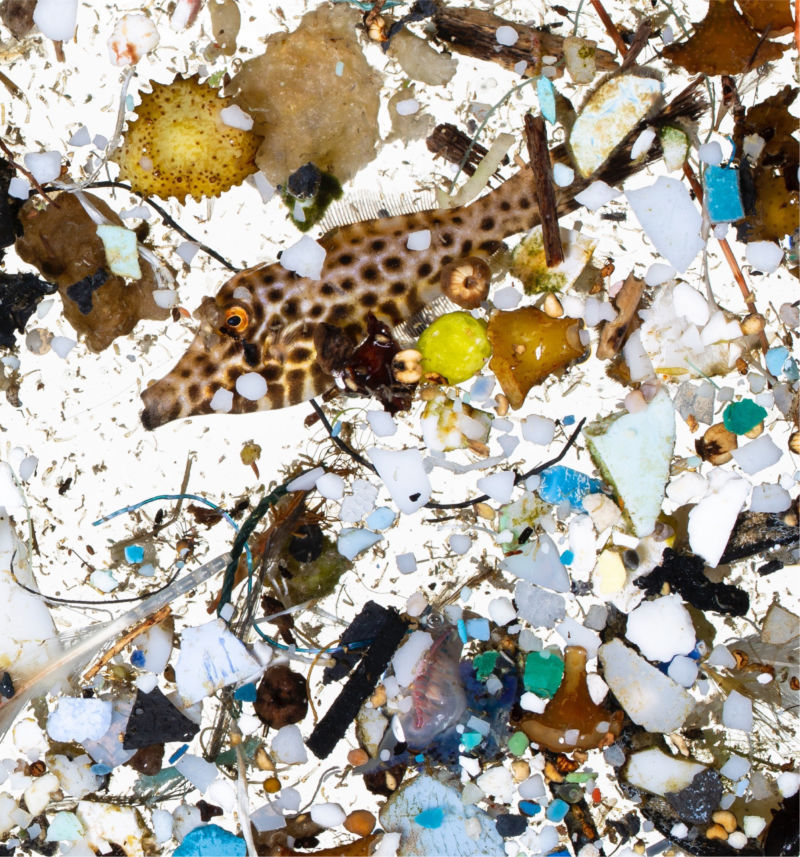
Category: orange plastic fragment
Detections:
[{"x1": 662, "y1": 0, "x2": 787, "y2": 75}]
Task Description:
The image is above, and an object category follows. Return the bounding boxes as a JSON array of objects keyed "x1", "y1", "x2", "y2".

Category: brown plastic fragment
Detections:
[
  {"x1": 14, "y1": 192, "x2": 169, "y2": 352},
  {"x1": 487, "y1": 307, "x2": 585, "y2": 409},
  {"x1": 662, "y1": 0, "x2": 787, "y2": 76},
  {"x1": 597, "y1": 273, "x2": 644, "y2": 359},
  {"x1": 433, "y1": 4, "x2": 618, "y2": 79},
  {"x1": 519, "y1": 646, "x2": 623, "y2": 752},
  {"x1": 524, "y1": 114, "x2": 564, "y2": 268}
]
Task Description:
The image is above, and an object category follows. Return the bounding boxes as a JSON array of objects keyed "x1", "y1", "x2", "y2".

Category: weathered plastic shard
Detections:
[
  {"x1": 583, "y1": 390, "x2": 675, "y2": 537},
  {"x1": 599, "y1": 639, "x2": 694, "y2": 733},
  {"x1": 625, "y1": 748, "x2": 707, "y2": 797},
  {"x1": 510, "y1": 226, "x2": 597, "y2": 294},
  {"x1": 569, "y1": 74, "x2": 662, "y2": 178},
  {"x1": 380, "y1": 773, "x2": 505, "y2": 856},
  {"x1": 626, "y1": 177, "x2": 704, "y2": 272},
  {"x1": 688, "y1": 470, "x2": 750, "y2": 567},
  {"x1": 704, "y1": 166, "x2": 744, "y2": 223},
  {"x1": 500, "y1": 533, "x2": 570, "y2": 592}
]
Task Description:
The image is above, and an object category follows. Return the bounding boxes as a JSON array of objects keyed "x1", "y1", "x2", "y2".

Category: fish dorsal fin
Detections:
[
  {"x1": 392, "y1": 294, "x2": 463, "y2": 348},
  {"x1": 317, "y1": 188, "x2": 438, "y2": 233}
]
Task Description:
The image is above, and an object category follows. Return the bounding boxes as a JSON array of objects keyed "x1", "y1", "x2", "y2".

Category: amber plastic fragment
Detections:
[
  {"x1": 519, "y1": 646, "x2": 623, "y2": 752},
  {"x1": 14, "y1": 193, "x2": 169, "y2": 352},
  {"x1": 487, "y1": 307, "x2": 585, "y2": 409},
  {"x1": 662, "y1": 0, "x2": 787, "y2": 76}
]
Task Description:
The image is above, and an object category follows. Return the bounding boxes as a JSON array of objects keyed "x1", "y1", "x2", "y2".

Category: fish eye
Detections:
[
  {"x1": 223, "y1": 305, "x2": 250, "y2": 333},
  {"x1": 425, "y1": 610, "x2": 445, "y2": 630}
]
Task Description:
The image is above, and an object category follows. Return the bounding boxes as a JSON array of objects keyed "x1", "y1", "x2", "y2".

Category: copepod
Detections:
[{"x1": 396, "y1": 612, "x2": 467, "y2": 750}]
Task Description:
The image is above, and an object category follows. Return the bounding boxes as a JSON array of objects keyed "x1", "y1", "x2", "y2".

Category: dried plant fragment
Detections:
[
  {"x1": 113, "y1": 75, "x2": 261, "y2": 203},
  {"x1": 228, "y1": 5, "x2": 381, "y2": 185},
  {"x1": 597, "y1": 272, "x2": 644, "y2": 359},
  {"x1": 736, "y1": 0, "x2": 794, "y2": 35},
  {"x1": 487, "y1": 307, "x2": 585, "y2": 409},
  {"x1": 662, "y1": 0, "x2": 787, "y2": 76},
  {"x1": 15, "y1": 193, "x2": 169, "y2": 351}
]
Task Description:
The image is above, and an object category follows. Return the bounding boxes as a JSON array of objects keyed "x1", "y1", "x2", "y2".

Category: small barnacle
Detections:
[
  {"x1": 112, "y1": 74, "x2": 262, "y2": 203},
  {"x1": 440, "y1": 257, "x2": 491, "y2": 309}
]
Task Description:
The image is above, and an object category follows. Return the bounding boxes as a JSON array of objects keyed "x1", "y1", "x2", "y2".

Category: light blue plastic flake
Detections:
[
  {"x1": 563, "y1": 415, "x2": 575, "y2": 426},
  {"x1": 335, "y1": 60, "x2": 344, "y2": 76},
  {"x1": 465, "y1": 618, "x2": 490, "y2": 641},
  {"x1": 537, "y1": 76, "x2": 557, "y2": 125},
  {"x1": 559, "y1": 549, "x2": 574, "y2": 564},
  {"x1": 126, "y1": 95, "x2": 134, "y2": 111},
  {"x1": 90, "y1": 763, "x2": 112, "y2": 776},
  {"x1": 137, "y1": 563, "x2": 155, "y2": 577},
  {"x1": 366, "y1": 506, "x2": 396, "y2": 530},
  {"x1": 415, "y1": 808, "x2": 445, "y2": 829},
  {"x1": 457, "y1": 619, "x2": 468, "y2": 644},
  {"x1": 45, "y1": 811, "x2": 84, "y2": 842},
  {"x1": 545, "y1": 798, "x2": 569, "y2": 822},
  {"x1": 415, "y1": 753, "x2": 425, "y2": 763},
  {"x1": 538, "y1": 465, "x2": 604, "y2": 510},
  {"x1": 174, "y1": 824, "x2": 247, "y2": 857},
  {"x1": 168, "y1": 744, "x2": 189, "y2": 765},
  {"x1": 704, "y1": 165, "x2": 744, "y2": 223},
  {"x1": 233, "y1": 683, "x2": 257, "y2": 702},
  {"x1": 124, "y1": 545, "x2": 145, "y2": 564},
  {"x1": 461, "y1": 731, "x2": 482, "y2": 750},
  {"x1": 766, "y1": 346, "x2": 789, "y2": 376},
  {"x1": 331, "y1": 420, "x2": 342, "y2": 438},
  {"x1": 336, "y1": 527, "x2": 382, "y2": 560}
]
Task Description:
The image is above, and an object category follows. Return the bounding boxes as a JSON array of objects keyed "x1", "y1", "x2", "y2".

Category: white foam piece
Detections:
[
  {"x1": 487, "y1": 596, "x2": 516, "y2": 626},
  {"x1": 176, "y1": 241, "x2": 199, "y2": 265},
  {"x1": 174, "y1": 754, "x2": 218, "y2": 793},
  {"x1": 406, "y1": 229, "x2": 431, "y2": 251},
  {"x1": 33, "y1": 0, "x2": 78, "y2": 41},
  {"x1": 23, "y1": 151, "x2": 61, "y2": 183},
  {"x1": 367, "y1": 410, "x2": 397, "y2": 437},
  {"x1": 280, "y1": 235, "x2": 326, "y2": 279},
  {"x1": 720, "y1": 755, "x2": 750, "y2": 781},
  {"x1": 698, "y1": 141, "x2": 723, "y2": 165},
  {"x1": 777, "y1": 772, "x2": 800, "y2": 798},
  {"x1": 47, "y1": 698, "x2": 113, "y2": 743},
  {"x1": 492, "y1": 285, "x2": 522, "y2": 309},
  {"x1": 396, "y1": 552, "x2": 416, "y2": 574},
  {"x1": 220, "y1": 104, "x2": 254, "y2": 130},
  {"x1": 746, "y1": 240, "x2": 783, "y2": 273},
  {"x1": 552, "y1": 162, "x2": 574, "y2": 187},
  {"x1": 626, "y1": 749, "x2": 705, "y2": 796},
  {"x1": 626, "y1": 594, "x2": 696, "y2": 663},
  {"x1": 310, "y1": 803, "x2": 346, "y2": 828},
  {"x1": 630, "y1": 127, "x2": 656, "y2": 160},
  {"x1": 339, "y1": 478, "x2": 377, "y2": 522},
  {"x1": 235, "y1": 372, "x2": 267, "y2": 401},
  {"x1": 8, "y1": 177, "x2": 31, "y2": 199},
  {"x1": 391, "y1": 630, "x2": 432, "y2": 686},
  {"x1": 449, "y1": 533, "x2": 471, "y2": 554},
  {"x1": 731, "y1": 433, "x2": 782, "y2": 475},
  {"x1": 626, "y1": 177, "x2": 704, "y2": 272},
  {"x1": 316, "y1": 472, "x2": 344, "y2": 500},
  {"x1": 367, "y1": 447, "x2": 431, "y2": 513},
  {"x1": 272, "y1": 724, "x2": 308, "y2": 764},
  {"x1": 672, "y1": 281, "x2": 710, "y2": 326},
  {"x1": 750, "y1": 483, "x2": 791, "y2": 513},
  {"x1": 476, "y1": 470, "x2": 515, "y2": 503},
  {"x1": 209, "y1": 388, "x2": 233, "y2": 413},
  {"x1": 495, "y1": 25, "x2": 519, "y2": 46},
  {"x1": 688, "y1": 470, "x2": 749, "y2": 567},
  {"x1": 575, "y1": 180, "x2": 621, "y2": 211},
  {"x1": 645, "y1": 263, "x2": 675, "y2": 286},
  {"x1": 395, "y1": 98, "x2": 420, "y2": 116},
  {"x1": 521, "y1": 415, "x2": 555, "y2": 445},
  {"x1": 722, "y1": 689, "x2": 753, "y2": 731},
  {"x1": 108, "y1": 13, "x2": 160, "y2": 65}
]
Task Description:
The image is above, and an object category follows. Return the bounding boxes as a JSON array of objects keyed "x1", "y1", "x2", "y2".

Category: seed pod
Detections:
[
  {"x1": 695, "y1": 422, "x2": 738, "y2": 465},
  {"x1": 789, "y1": 431, "x2": 800, "y2": 454},
  {"x1": 440, "y1": 257, "x2": 491, "y2": 309}
]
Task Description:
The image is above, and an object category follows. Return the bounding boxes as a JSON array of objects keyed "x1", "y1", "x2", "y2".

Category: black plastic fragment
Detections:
[
  {"x1": 288, "y1": 523, "x2": 324, "y2": 565},
  {"x1": 635, "y1": 548, "x2": 749, "y2": 616},
  {"x1": 0, "y1": 272, "x2": 57, "y2": 349},
  {"x1": 322, "y1": 600, "x2": 392, "y2": 684},
  {"x1": 764, "y1": 793, "x2": 799, "y2": 856},
  {"x1": 307, "y1": 605, "x2": 407, "y2": 759},
  {"x1": 123, "y1": 687, "x2": 200, "y2": 749},
  {"x1": 665, "y1": 769, "x2": 722, "y2": 825},
  {"x1": 65, "y1": 267, "x2": 109, "y2": 315},
  {"x1": 0, "y1": 671, "x2": 13, "y2": 699},
  {"x1": 286, "y1": 162, "x2": 321, "y2": 200},
  {"x1": 758, "y1": 559, "x2": 784, "y2": 576},
  {"x1": 495, "y1": 814, "x2": 527, "y2": 838},
  {"x1": 0, "y1": 157, "x2": 23, "y2": 260},
  {"x1": 720, "y1": 511, "x2": 799, "y2": 564}
]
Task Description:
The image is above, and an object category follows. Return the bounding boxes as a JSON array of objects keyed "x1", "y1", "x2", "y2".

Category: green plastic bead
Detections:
[
  {"x1": 508, "y1": 731, "x2": 529, "y2": 755},
  {"x1": 473, "y1": 651, "x2": 499, "y2": 681},
  {"x1": 523, "y1": 650, "x2": 564, "y2": 698},
  {"x1": 723, "y1": 399, "x2": 767, "y2": 435},
  {"x1": 417, "y1": 312, "x2": 491, "y2": 384}
]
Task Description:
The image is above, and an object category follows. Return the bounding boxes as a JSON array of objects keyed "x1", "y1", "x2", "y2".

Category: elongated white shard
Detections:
[
  {"x1": 583, "y1": 390, "x2": 675, "y2": 537},
  {"x1": 687, "y1": 470, "x2": 749, "y2": 566},
  {"x1": 626, "y1": 749, "x2": 706, "y2": 796}
]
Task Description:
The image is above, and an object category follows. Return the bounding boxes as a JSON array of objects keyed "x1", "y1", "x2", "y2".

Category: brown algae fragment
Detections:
[
  {"x1": 112, "y1": 75, "x2": 262, "y2": 203},
  {"x1": 520, "y1": 646, "x2": 623, "y2": 752},
  {"x1": 487, "y1": 307, "x2": 585, "y2": 409},
  {"x1": 15, "y1": 192, "x2": 169, "y2": 352},
  {"x1": 228, "y1": 5, "x2": 381, "y2": 185},
  {"x1": 662, "y1": 0, "x2": 787, "y2": 76},
  {"x1": 736, "y1": 0, "x2": 794, "y2": 36}
]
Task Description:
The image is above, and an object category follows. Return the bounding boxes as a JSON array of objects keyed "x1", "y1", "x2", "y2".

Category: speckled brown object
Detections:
[
  {"x1": 254, "y1": 664, "x2": 308, "y2": 729},
  {"x1": 15, "y1": 192, "x2": 169, "y2": 352}
]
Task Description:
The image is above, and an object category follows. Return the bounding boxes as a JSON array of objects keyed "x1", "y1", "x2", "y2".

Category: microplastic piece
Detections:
[
  {"x1": 704, "y1": 166, "x2": 744, "y2": 223},
  {"x1": 96, "y1": 225, "x2": 142, "y2": 280},
  {"x1": 174, "y1": 824, "x2": 247, "y2": 857},
  {"x1": 537, "y1": 465, "x2": 604, "y2": 510},
  {"x1": 123, "y1": 687, "x2": 200, "y2": 749}
]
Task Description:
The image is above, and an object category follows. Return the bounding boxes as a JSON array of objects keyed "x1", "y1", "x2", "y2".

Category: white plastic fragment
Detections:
[
  {"x1": 574, "y1": 180, "x2": 621, "y2": 211},
  {"x1": 392, "y1": 631, "x2": 433, "y2": 687},
  {"x1": 777, "y1": 772, "x2": 800, "y2": 798},
  {"x1": 501, "y1": 533, "x2": 570, "y2": 592},
  {"x1": 235, "y1": 372, "x2": 268, "y2": 401},
  {"x1": 750, "y1": 483, "x2": 791, "y2": 513},
  {"x1": 96, "y1": 225, "x2": 142, "y2": 279},
  {"x1": 722, "y1": 689, "x2": 753, "y2": 732},
  {"x1": 698, "y1": 141, "x2": 723, "y2": 165},
  {"x1": 761, "y1": 603, "x2": 799, "y2": 645},
  {"x1": 209, "y1": 388, "x2": 234, "y2": 413},
  {"x1": 626, "y1": 177, "x2": 704, "y2": 272},
  {"x1": 33, "y1": 0, "x2": 78, "y2": 41},
  {"x1": 23, "y1": 151, "x2": 62, "y2": 184},
  {"x1": 367, "y1": 447, "x2": 431, "y2": 513},
  {"x1": 50, "y1": 336, "x2": 77, "y2": 359},
  {"x1": 310, "y1": 803, "x2": 346, "y2": 828},
  {"x1": 667, "y1": 655, "x2": 698, "y2": 687},
  {"x1": 220, "y1": 104, "x2": 254, "y2": 130},
  {"x1": 406, "y1": 229, "x2": 431, "y2": 251},
  {"x1": 522, "y1": 415, "x2": 555, "y2": 445},
  {"x1": 488, "y1": 596, "x2": 516, "y2": 626},
  {"x1": 706, "y1": 644, "x2": 736, "y2": 668},
  {"x1": 69, "y1": 126, "x2": 91, "y2": 147},
  {"x1": 688, "y1": 470, "x2": 749, "y2": 567},
  {"x1": 552, "y1": 163, "x2": 574, "y2": 187},
  {"x1": 174, "y1": 754, "x2": 218, "y2": 792},
  {"x1": 672, "y1": 281, "x2": 710, "y2": 326},
  {"x1": 492, "y1": 285, "x2": 522, "y2": 309},
  {"x1": 152, "y1": 289, "x2": 178, "y2": 308},
  {"x1": 731, "y1": 434, "x2": 782, "y2": 475},
  {"x1": 316, "y1": 472, "x2": 344, "y2": 500},
  {"x1": 476, "y1": 470, "x2": 515, "y2": 503},
  {"x1": 746, "y1": 241, "x2": 783, "y2": 273},
  {"x1": 630, "y1": 127, "x2": 656, "y2": 160},
  {"x1": 626, "y1": 595, "x2": 696, "y2": 663},
  {"x1": 645, "y1": 263, "x2": 675, "y2": 286},
  {"x1": 495, "y1": 25, "x2": 519, "y2": 46},
  {"x1": 287, "y1": 466, "x2": 324, "y2": 491},
  {"x1": 367, "y1": 410, "x2": 397, "y2": 437},
  {"x1": 23, "y1": 773, "x2": 59, "y2": 817},
  {"x1": 395, "y1": 98, "x2": 420, "y2": 116},
  {"x1": 280, "y1": 235, "x2": 326, "y2": 279},
  {"x1": 449, "y1": 533, "x2": 471, "y2": 554},
  {"x1": 396, "y1": 552, "x2": 416, "y2": 574},
  {"x1": 625, "y1": 749, "x2": 706, "y2": 796},
  {"x1": 47, "y1": 698, "x2": 113, "y2": 743},
  {"x1": 272, "y1": 724, "x2": 308, "y2": 764},
  {"x1": 176, "y1": 241, "x2": 199, "y2": 265},
  {"x1": 337, "y1": 527, "x2": 382, "y2": 560},
  {"x1": 108, "y1": 14, "x2": 159, "y2": 65},
  {"x1": 720, "y1": 755, "x2": 750, "y2": 781}
]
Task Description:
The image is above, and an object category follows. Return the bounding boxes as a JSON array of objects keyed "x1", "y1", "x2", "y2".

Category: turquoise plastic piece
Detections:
[
  {"x1": 174, "y1": 825, "x2": 247, "y2": 856},
  {"x1": 415, "y1": 807, "x2": 445, "y2": 829},
  {"x1": 124, "y1": 545, "x2": 144, "y2": 563},
  {"x1": 537, "y1": 76, "x2": 557, "y2": 125},
  {"x1": 545, "y1": 798, "x2": 569, "y2": 822},
  {"x1": 704, "y1": 165, "x2": 744, "y2": 223},
  {"x1": 538, "y1": 465, "x2": 604, "y2": 510}
]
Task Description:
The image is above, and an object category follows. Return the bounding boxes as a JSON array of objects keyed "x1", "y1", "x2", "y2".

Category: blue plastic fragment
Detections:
[
  {"x1": 130, "y1": 649, "x2": 146, "y2": 668},
  {"x1": 461, "y1": 731, "x2": 482, "y2": 750},
  {"x1": 174, "y1": 824, "x2": 247, "y2": 857},
  {"x1": 765, "y1": 346, "x2": 789, "y2": 377},
  {"x1": 415, "y1": 753, "x2": 425, "y2": 763},
  {"x1": 366, "y1": 506, "x2": 396, "y2": 530},
  {"x1": 90, "y1": 763, "x2": 112, "y2": 776},
  {"x1": 538, "y1": 465, "x2": 604, "y2": 510},
  {"x1": 457, "y1": 619, "x2": 468, "y2": 644},
  {"x1": 168, "y1": 744, "x2": 189, "y2": 765},
  {"x1": 519, "y1": 800, "x2": 541, "y2": 816},
  {"x1": 559, "y1": 550, "x2": 574, "y2": 565},
  {"x1": 545, "y1": 798, "x2": 569, "y2": 822},
  {"x1": 465, "y1": 618, "x2": 490, "y2": 641},
  {"x1": 331, "y1": 420, "x2": 342, "y2": 438},
  {"x1": 562, "y1": 415, "x2": 575, "y2": 426},
  {"x1": 124, "y1": 545, "x2": 144, "y2": 564},
  {"x1": 233, "y1": 683, "x2": 258, "y2": 702},
  {"x1": 704, "y1": 165, "x2": 744, "y2": 223},
  {"x1": 537, "y1": 76, "x2": 557, "y2": 125},
  {"x1": 415, "y1": 807, "x2": 445, "y2": 829}
]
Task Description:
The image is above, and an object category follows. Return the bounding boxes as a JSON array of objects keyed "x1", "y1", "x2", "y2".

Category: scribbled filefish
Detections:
[{"x1": 140, "y1": 82, "x2": 705, "y2": 430}]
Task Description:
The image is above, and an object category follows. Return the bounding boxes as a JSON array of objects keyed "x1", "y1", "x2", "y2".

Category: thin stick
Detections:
[
  {"x1": 524, "y1": 113, "x2": 564, "y2": 267},
  {"x1": 82, "y1": 605, "x2": 172, "y2": 682},
  {"x1": 589, "y1": 0, "x2": 627, "y2": 54}
]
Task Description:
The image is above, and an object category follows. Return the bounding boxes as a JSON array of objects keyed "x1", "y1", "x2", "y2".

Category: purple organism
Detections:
[{"x1": 397, "y1": 617, "x2": 467, "y2": 749}]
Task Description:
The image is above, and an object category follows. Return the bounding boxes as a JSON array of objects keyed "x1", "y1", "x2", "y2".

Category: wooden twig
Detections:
[
  {"x1": 433, "y1": 4, "x2": 618, "y2": 79},
  {"x1": 427, "y1": 123, "x2": 492, "y2": 177},
  {"x1": 588, "y1": 0, "x2": 628, "y2": 55},
  {"x1": 524, "y1": 113, "x2": 564, "y2": 267}
]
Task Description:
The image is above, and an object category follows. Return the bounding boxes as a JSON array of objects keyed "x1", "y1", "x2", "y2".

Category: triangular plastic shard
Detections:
[
  {"x1": 583, "y1": 390, "x2": 676, "y2": 537},
  {"x1": 123, "y1": 687, "x2": 200, "y2": 749}
]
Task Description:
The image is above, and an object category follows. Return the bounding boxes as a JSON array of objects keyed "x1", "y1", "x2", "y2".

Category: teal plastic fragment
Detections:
[
  {"x1": 537, "y1": 76, "x2": 557, "y2": 124},
  {"x1": 538, "y1": 465, "x2": 604, "y2": 510},
  {"x1": 507, "y1": 731, "x2": 529, "y2": 755},
  {"x1": 545, "y1": 798, "x2": 569, "y2": 822},
  {"x1": 519, "y1": 800, "x2": 541, "y2": 816},
  {"x1": 461, "y1": 731, "x2": 482, "y2": 750},
  {"x1": 722, "y1": 400, "x2": 767, "y2": 435},
  {"x1": 704, "y1": 165, "x2": 744, "y2": 223},
  {"x1": 46, "y1": 811, "x2": 84, "y2": 842},
  {"x1": 233, "y1": 683, "x2": 257, "y2": 702},
  {"x1": 415, "y1": 807, "x2": 445, "y2": 829},
  {"x1": 124, "y1": 545, "x2": 144, "y2": 564},
  {"x1": 174, "y1": 824, "x2": 247, "y2": 857},
  {"x1": 473, "y1": 651, "x2": 498, "y2": 680},
  {"x1": 523, "y1": 650, "x2": 564, "y2": 697},
  {"x1": 457, "y1": 618, "x2": 468, "y2": 644}
]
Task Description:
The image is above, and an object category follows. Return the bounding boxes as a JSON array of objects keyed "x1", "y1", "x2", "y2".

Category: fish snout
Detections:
[{"x1": 140, "y1": 379, "x2": 185, "y2": 430}]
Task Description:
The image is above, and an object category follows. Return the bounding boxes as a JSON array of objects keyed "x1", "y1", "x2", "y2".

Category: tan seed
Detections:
[
  {"x1": 712, "y1": 811, "x2": 737, "y2": 833},
  {"x1": 495, "y1": 393, "x2": 509, "y2": 416},
  {"x1": 254, "y1": 747, "x2": 273, "y2": 771},
  {"x1": 264, "y1": 777, "x2": 281, "y2": 794},
  {"x1": 440, "y1": 257, "x2": 491, "y2": 309},
  {"x1": 475, "y1": 502, "x2": 495, "y2": 521},
  {"x1": 347, "y1": 748, "x2": 369, "y2": 767},
  {"x1": 511, "y1": 760, "x2": 530, "y2": 782},
  {"x1": 705, "y1": 824, "x2": 728, "y2": 841},
  {"x1": 543, "y1": 292, "x2": 564, "y2": 317},
  {"x1": 740, "y1": 313, "x2": 765, "y2": 335},
  {"x1": 344, "y1": 810, "x2": 376, "y2": 836}
]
